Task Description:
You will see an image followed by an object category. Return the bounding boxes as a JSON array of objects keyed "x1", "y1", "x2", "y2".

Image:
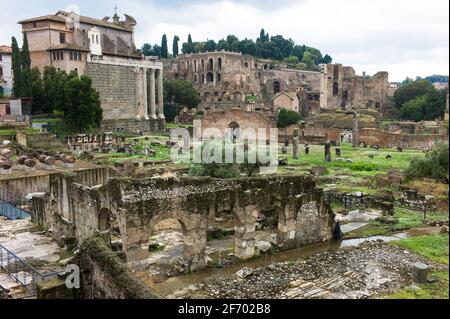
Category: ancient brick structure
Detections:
[
  {"x1": 358, "y1": 128, "x2": 445, "y2": 150},
  {"x1": 19, "y1": 11, "x2": 165, "y2": 132},
  {"x1": 326, "y1": 64, "x2": 389, "y2": 112},
  {"x1": 32, "y1": 174, "x2": 335, "y2": 271}
]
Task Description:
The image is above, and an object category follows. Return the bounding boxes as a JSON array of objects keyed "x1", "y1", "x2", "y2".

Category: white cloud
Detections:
[{"x1": 0, "y1": 0, "x2": 448, "y2": 81}]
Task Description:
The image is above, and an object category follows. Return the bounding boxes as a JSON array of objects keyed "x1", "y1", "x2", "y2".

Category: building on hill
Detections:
[
  {"x1": 18, "y1": 11, "x2": 165, "y2": 132},
  {"x1": 0, "y1": 45, "x2": 12, "y2": 97},
  {"x1": 167, "y1": 51, "x2": 389, "y2": 119},
  {"x1": 326, "y1": 64, "x2": 389, "y2": 112}
]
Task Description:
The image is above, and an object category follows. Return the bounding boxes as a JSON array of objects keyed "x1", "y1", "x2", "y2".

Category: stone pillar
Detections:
[
  {"x1": 157, "y1": 69, "x2": 165, "y2": 119},
  {"x1": 142, "y1": 68, "x2": 149, "y2": 120},
  {"x1": 325, "y1": 141, "x2": 331, "y2": 162},
  {"x1": 352, "y1": 113, "x2": 359, "y2": 148},
  {"x1": 233, "y1": 206, "x2": 257, "y2": 260},
  {"x1": 277, "y1": 202, "x2": 296, "y2": 248},
  {"x1": 149, "y1": 68, "x2": 157, "y2": 119},
  {"x1": 293, "y1": 129, "x2": 299, "y2": 160},
  {"x1": 183, "y1": 227, "x2": 207, "y2": 271}
]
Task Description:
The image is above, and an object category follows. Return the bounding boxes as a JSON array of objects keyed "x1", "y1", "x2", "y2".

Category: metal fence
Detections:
[
  {"x1": 0, "y1": 187, "x2": 31, "y2": 220},
  {"x1": 0, "y1": 244, "x2": 58, "y2": 296}
]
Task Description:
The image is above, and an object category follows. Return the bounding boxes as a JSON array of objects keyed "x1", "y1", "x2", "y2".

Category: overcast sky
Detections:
[{"x1": 0, "y1": 0, "x2": 448, "y2": 82}]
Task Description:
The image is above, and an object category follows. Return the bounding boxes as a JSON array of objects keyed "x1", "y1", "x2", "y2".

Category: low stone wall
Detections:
[
  {"x1": 359, "y1": 128, "x2": 441, "y2": 150},
  {"x1": 16, "y1": 131, "x2": 69, "y2": 152},
  {"x1": 101, "y1": 118, "x2": 166, "y2": 133},
  {"x1": 1, "y1": 167, "x2": 109, "y2": 198},
  {"x1": 74, "y1": 236, "x2": 159, "y2": 299}
]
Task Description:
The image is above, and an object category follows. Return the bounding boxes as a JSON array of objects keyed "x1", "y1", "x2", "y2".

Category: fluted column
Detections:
[
  {"x1": 149, "y1": 68, "x2": 157, "y2": 119},
  {"x1": 158, "y1": 69, "x2": 165, "y2": 119},
  {"x1": 143, "y1": 68, "x2": 149, "y2": 120}
]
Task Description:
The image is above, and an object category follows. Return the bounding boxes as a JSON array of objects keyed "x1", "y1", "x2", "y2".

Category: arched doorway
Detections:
[
  {"x1": 333, "y1": 82, "x2": 339, "y2": 96},
  {"x1": 273, "y1": 81, "x2": 281, "y2": 94},
  {"x1": 228, "y1": 122, "x2": 241, "y2": 142}
]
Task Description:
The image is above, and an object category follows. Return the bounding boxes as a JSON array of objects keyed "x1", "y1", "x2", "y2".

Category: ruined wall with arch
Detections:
[
  {"x1": 198, "y1": 109, "x2": 275, "y2": 139},
  {"x1": 32, "y1": 174, "x2": 335, "y2": 271}
]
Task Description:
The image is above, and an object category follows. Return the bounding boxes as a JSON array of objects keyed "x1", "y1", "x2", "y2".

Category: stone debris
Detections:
[{"x1": 193, "y1": 241, "x2": 442, "y2": 299}]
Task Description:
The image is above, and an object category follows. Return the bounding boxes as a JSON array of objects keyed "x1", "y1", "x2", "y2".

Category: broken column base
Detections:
[{"x1": 412, "y1": 262, "x2": 429, "y2": 284}]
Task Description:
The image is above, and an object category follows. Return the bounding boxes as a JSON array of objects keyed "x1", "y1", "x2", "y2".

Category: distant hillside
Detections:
[{"x1": 142, "y1": 29, "x2": 333, "y2": 71}]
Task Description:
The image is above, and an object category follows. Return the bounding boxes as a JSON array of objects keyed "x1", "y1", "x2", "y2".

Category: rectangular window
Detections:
[
  {"x1": 96, "y1": 34, "x2": 99, "y2": 44},
  {"x1": 69, "y1": 51, "x2": 73, "y2": 60},
  {"x1": 0, "y1": 55, "x2": 2, "y2": 62},
  {"x1": 78, "y1": 52, "x2": 82, "y2": 61},
  {"x1": 60, "y1": 51, "x2": 64, "y2": 60},
  {"x1": 60, "y1": 33, "x2": 66, "y2": 44}
]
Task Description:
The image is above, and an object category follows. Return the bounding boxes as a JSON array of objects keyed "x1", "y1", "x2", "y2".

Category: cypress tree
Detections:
[
  {"x1": 188, "y1": 34, "x2": 193, "y2": 45},
  {"x1": 21, "y1": 33, "x2": 32, "y2": 97},
  {"x1": 11, "y1": 37, "x2": 22, "y2": 98},
  {"x1": 161, "y1": 34, "x2": 168, "y2": 58},
  {"x1": 172, "y1": 35, "x2": 179, "y2": 58}
]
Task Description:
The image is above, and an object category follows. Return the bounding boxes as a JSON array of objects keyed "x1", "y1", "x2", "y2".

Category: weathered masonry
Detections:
[
  {"x1": 32, "y1": 175, "x2": 335, "y2": 270},
  {"x1": 86, "y1": 55, "x2": 165, "y2": 132}
]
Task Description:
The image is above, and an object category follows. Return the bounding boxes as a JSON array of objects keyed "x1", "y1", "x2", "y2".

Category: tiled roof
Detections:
[
  {"x1": 0, "y1": 45, "x2": 12, "y2": 54},
  {"x1": 18, "y1": 11, "x2": 133, "y2": 32}
]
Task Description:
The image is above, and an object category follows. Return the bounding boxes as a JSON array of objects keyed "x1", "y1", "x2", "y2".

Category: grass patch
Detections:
[
  {"x1": 390, "y1": 234, "x2": 449, "y2": 265},
  {"x1": 387, "y1": 270, "x2": 449, "y2": 299}
]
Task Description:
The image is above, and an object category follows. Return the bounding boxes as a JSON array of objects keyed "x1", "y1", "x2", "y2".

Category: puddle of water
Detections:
[{"x1": 340, "y1": 233, "x2": 409, "y2": 248}]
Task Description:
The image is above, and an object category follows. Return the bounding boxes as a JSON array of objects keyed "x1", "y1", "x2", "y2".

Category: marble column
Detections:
[
  {"x1": 149, "y1": 68, "x2": 157, "y2": 119},
  {"x1": 158, "y1": 69, "x2": 165, "y2": 119},
  {"x1": 143, "y1": 68, "x2": 149, "y2": 120}
]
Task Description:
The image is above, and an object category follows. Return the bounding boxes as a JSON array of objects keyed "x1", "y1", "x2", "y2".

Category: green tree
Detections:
[
  {"x1": 164, "y1": 79, "x2": 201, "y2": 109},
  {"x1": 172, "y1": 35, "x2": 180, "y2": 58},
  {"x1": 204, "y1": 39, "x2": 217, "y2": 52},
  {"x1": 161, "y1": 34, "x2": 168, "y2": 58},
  {"x1": 43, "y1": 66, "x2": 68, "y2": 113},
  {"x1": 399, "y1": 96, "x2": 425, "y2": 121},
  {"x1": 405, "y1": 144, "x2": 449, "y2": 184},
  {"x1": 30, "y1": 67, "x2": 45, "y2": 114},
  {"x1": 302, "y1": 51, "x2": 316, "y2": 70},
  {"x1": 394, "y1": 79, "x2": 434, "y2": 109},
  {"x1": 182, "y1": 35, "x2": 195, "y2": 54},
  {"x1": 11, "y1": 37, "x2": 22, "y2": 98},
  {"x1": 63, "y1": 75, "x2": 102, "y2": 133},
  {"x1": 277, "y1": 108, "x2": 301, "y2": 128},
  {"x1": 21, "y1": 33, "x2": 32, "y2": 97},
  {"x1": 320, "y1": 54, "x2": 333, "y2": 64}
]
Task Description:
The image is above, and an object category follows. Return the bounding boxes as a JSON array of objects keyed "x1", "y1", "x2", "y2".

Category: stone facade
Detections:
[
  {"x1": 0, "y1": 46, "x2": 12, "y2": 97},
  {"x1": 32, "y1": 174, "x2": 335, "y2": 271},
  {"x1": 358, "y1": 128, "x2": 446, "y2": 150},
  {"x1": 326, "y1": 64, "x2": 389, "y2": 112},
  {"x1": 19, "y1": 11, "x2": 165, "y2": 131}
]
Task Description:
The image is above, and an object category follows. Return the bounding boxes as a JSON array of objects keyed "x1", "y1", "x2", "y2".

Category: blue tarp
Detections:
[{"x1": 0, "y1": 201, "x2": 31, "y2": 220}]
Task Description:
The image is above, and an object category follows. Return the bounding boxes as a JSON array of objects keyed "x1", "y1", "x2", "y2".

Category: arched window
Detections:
[
  {"x1": 208, "y1": 58, "x2": 214, "y2": 71},
  {"x1": 218, "y1": 58, "x2": 222, "y2": 70},
  {"x1": 333, "y1": 82, "x2": 339, "y2": 96},
  {"x1": 206, "y1": 72, "x2": 214, "y2": 83},
  {"x1": 273, "y1": 81, "x2": 281, "y2": 94}
]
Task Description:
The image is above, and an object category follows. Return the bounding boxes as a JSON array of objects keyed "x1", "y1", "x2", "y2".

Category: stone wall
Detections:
[
  {"x1": 16, "y1": 131, "x2": 69, "y2": 152},
  {"x1": 198, "y1": 109, "x2": 274, "y2": 139},
  {"x1": 75, "y1": 236, "x2": 159, "y2": 299},
  {"x1": 86, "y1": 62, "x2": 141, "y2": 121},
  {"x1": 101, "y1": 118, "x2": 165, "y2": 133},
  {"x1": 358, "y1": 128, "x2": 440, "y2": 150}
]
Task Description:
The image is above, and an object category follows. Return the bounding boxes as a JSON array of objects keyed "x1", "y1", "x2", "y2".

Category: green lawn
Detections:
[
  {"x1": 387, "y1": 234, "x2": 449, "y2": 299},
  {"x1": 391, "y1": 234, "x2": 449, "y2": 265}
]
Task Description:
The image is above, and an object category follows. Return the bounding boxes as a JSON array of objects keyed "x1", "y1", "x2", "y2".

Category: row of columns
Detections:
[{"x1": 140, "y1": 68, "x2": 165, "y2": 120}]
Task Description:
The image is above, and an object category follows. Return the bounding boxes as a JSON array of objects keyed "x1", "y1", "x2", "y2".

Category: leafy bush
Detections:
[
  {"x1": 405, "y1": 144, "x2": 449, "y2": 184},
  {"x1": 277, "y1": 108, "x2": 301, "y2": 128},
  {"x1": 349, "y1": 162, "x2": 377, "y2": 172}
]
